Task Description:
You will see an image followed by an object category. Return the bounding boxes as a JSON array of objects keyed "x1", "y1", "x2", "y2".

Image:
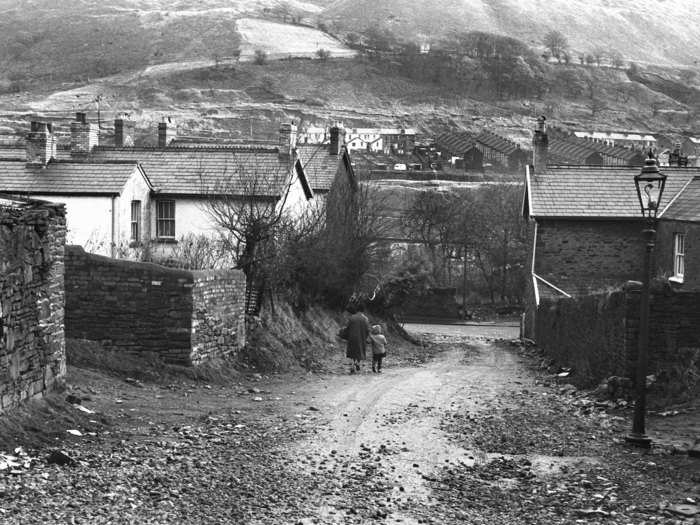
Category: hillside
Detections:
[
  {"x1": 0, "y1": 55, "x2": 695, "y2": 147},
  {"x1": 0, "y1": 1, "x2": 697, "y2": 145},
  {"x1": 0, "y1": 0, "x2": 330, "y2": 89},
  {"x1": 322, "y1": 0, "x2": 700, "y2": 68}
]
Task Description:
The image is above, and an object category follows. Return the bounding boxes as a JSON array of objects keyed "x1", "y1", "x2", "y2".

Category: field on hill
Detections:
[{"x1": 237, "y1": 18, "x2": 355, "y2": 59}]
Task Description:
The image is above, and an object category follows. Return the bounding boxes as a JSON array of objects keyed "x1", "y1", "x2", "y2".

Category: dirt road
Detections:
[{"x1": 2, "y1": 325, "x2": 699, "y2": 524}]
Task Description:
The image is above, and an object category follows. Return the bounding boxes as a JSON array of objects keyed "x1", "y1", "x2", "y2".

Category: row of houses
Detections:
[
  {"x1": 300, "y1": 126, "x2": 417, "y2": 156},
  {"x1": 0, "y1": 114, "x2": 354, "y2": 257}
]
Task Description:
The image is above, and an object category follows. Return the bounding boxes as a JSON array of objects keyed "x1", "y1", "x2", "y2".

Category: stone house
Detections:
[
  {"x1": 0, "y1": 115, "x2": 352, "y2": 257},
  {"x1": 522, "y1": 118, "x2": 700, "y2": 335}
]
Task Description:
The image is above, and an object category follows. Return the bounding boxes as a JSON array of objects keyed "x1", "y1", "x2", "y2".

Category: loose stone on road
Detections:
[{"x1": 2, "y1": 323, "x2": 698, "y2": 524}]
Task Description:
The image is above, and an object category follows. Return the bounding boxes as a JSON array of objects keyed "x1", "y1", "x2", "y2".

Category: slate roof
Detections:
[
  {"x1": 661, "y1": 177, "x2": 700, "y2": 221},
  {"x1": 525, "y1": 165, "x2": 700, "y2": 219},
  {"x1": 475, "y1": 130, "x2": 525, "y2": 156},
  {"x1": 0, "y1": 147, "x2": 26, "y2": 160},
  {"x1": 548, "y1": 139, "x2": 601, "y2": 165},
  {"x1": 296, "y1": 144, "x2": 341, "y2": 192},
  {"x1": 0, "y1": 160, "x2": 144, "y2": 194},
  {"x1": 90, "y1": 146, "x2": 293, "y2": 197},
  {"x1": 436, "y1": 132, "x2": 477, "y2": 155}
]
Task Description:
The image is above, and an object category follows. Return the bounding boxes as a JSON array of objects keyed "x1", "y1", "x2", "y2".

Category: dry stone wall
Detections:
[
  {"x1": 65, "y1": 247, "x2": 245, "y2": 365},
  {"x1": 0, "y1": 199, "x2": 66, "y2": 414}
]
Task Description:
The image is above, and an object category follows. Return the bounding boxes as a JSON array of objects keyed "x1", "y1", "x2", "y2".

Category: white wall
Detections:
[
  {"x1": 116, "y1": 170, "x2": 152, "y2": 246},
  {"x1": 33, "y1": 195, "x2": 113, "y2": 255},
  {"x1": 149, "y1": 197, "x2": 222, "y2": 258}
]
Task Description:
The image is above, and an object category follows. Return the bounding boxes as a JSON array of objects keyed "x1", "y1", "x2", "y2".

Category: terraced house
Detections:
[{"x1": 0, "y1": 114, "x2": 351, "y2": 257}]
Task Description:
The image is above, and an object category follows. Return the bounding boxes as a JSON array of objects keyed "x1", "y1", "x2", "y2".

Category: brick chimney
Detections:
[
  {"x1": 25, "y1": 121, "x2": 56, "y2": 167},
  {"x1": 278, "y1": 122, "x2": 298, "y2": 159},
  {"x1": 532, "y1": 116, "x2": 548, "y2": 174},
  {"x1": 114, "y1": 116, "x2": 135, "y2": 147},
  {"x1": 329, "y1": 125, "x2": 346, "y2": 155},
  {"x1": 70, "y1": 112, "x2": 99, "y2": 157},
  {"x1": 157, "y1": 117, "x2": 176, "y2": 148}
]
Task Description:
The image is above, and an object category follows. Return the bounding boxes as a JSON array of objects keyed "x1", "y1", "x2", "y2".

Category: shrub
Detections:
[
  {"x1": 253, "y1": 49, "x2": 268, "y2": 65},
  {"x1": 316, "y1": 48, "x2": 331, "y2": 60}
]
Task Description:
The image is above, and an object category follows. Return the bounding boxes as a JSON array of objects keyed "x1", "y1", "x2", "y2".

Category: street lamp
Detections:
[{"x1": 626, "y1": 154, "x2": 666, "y2": 448}]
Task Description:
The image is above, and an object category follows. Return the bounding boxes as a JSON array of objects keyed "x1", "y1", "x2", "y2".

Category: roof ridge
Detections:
[{"x1": 95, "y1": 145, "x2": 280, "y2": 153}]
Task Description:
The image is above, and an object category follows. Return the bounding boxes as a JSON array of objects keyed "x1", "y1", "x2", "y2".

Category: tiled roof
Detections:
[
  {"x1": 526, "y1": 165, "x2": 700, "y2": 218},
  {"x1": 436, "y1": 132, "x2": 477, "y2": 155},
  {"x1": 0, "y1": 160, "x2": 142, "y2": 194},
  {"x1": 661, "y1": 177, "x2": 700, "y2": 221},
  {"x1": 90, "y1": 146, "x2": 291, "y2": 196},
  {"x1": 475, "y1": 131, "x2": 524, "y2": 156},
  {"x1": 296, "y1": 144, "x2": 340, "y2": 192}
]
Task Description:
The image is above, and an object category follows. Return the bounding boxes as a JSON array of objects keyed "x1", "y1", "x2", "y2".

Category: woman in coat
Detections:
[{"x1": 344, "y1": 303, "x2": 371, "y2": 374}]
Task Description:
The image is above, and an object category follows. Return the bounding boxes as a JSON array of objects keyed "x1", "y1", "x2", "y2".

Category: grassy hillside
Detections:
[
  {"x1": 0, "y1": 0, "x2": 697, "y2": 142},
  {"x1": 0, "y1": 0, "x2": 330, "y2": 89},
  {"x1": 1, "y1": 55, "x2": 695, "y2": 146},
  {"x1": 322, "y1": 0, "x2": 700, "y2": 67}
]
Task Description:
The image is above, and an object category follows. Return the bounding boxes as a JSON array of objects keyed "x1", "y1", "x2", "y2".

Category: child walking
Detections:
[{"x1": 368, "y1": 325, "x2": 387, "y2": 373}]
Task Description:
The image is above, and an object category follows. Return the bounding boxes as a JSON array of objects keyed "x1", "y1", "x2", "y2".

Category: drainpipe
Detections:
[{"x1": 111, "y1": 195, "x2": 117, "y2": 258}]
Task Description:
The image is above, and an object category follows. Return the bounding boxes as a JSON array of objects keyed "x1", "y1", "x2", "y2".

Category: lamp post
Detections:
[{"x1": 626, "y1": 154, "x2": 666, "y2": 448}]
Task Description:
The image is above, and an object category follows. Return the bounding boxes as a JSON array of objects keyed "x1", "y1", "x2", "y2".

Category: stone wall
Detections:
[
  {"x1": 65, "y1": 246, "x2": 245, "y2": 365},
  {"x1": 535, "y1": 284, "x2": 700, "y2": 400},
  {"x1": 534, "y1": 219, "x2": 644, "y2": 295},
  {"x1": 535, "y1": 289, "x2": 630, "y2": 387},
  {"x1": 0, "y1": 198, "x2": 66, "y2": 414}
]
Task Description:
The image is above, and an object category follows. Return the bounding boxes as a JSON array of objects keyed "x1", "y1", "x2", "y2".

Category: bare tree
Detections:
[
  {"x1": 610, "y1": 51, "x2": 625, "y2": 68},
  {"x1": 543, "y1": 30, "x2": 568, "y2": 63},
  {"x1": 591, "y1": 47, "x2": 606, "y2": 67},
  {"x1": 404, "y1": 190, "x2": 463, "y2": 281},
  {"x1": 201, "y1": 152, "x2": 297, "y2": 292}
]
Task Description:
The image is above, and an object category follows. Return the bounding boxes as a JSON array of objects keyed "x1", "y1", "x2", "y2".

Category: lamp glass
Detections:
[{"x1": 634, "y1": 158, "x2": 667, "y2": 219}]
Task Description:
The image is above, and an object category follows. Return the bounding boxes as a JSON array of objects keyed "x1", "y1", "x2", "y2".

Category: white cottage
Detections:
[
  {"x1": 0, "y1": 119, "x2": 152, "y2": 256},
  {"x1": 0, "y1": 115, "x2": 325, "y2": 258}
]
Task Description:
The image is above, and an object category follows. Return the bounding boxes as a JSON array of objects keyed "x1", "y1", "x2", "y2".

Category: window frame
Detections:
[
  {"x1": 672, "y1": 232, "x2": 685, "y2": 282},
  {"x1": 130, "y1": 200, "x2": 141, "y2": 242},
  {"x1": 156, "y1": 199, "x2": 176, "y2": 240}
]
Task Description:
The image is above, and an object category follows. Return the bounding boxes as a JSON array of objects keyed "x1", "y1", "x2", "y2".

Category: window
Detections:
[
  {"x1": 673, "y1": 233, "x2": 685, "y2": 280},
  {"x1": 156, "y1": 200, "x2": 175, "y2": 239},
  {"x1": 130, "y1": 200, "x2": 141, "y2": 241}
]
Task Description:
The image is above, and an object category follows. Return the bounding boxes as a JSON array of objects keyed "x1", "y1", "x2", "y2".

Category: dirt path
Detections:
[
  {"x1": 2, "y1": 326, "x2": 699, "y2": 524},
  {"x1": 289, "y1": 342, "x2": 522, "y2": 524}
]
